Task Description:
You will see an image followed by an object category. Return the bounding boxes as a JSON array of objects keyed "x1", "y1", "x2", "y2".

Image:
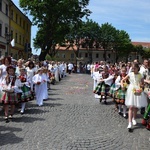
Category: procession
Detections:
[
  {"x1": 0, "y1": 56, "x2": 150, "y2": 134},
  {"x1": 0, "y1": 56, "x2": 69, "y2": 122}
]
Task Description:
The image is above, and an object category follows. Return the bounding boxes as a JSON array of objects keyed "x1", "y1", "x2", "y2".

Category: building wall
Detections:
[
  {"x1": 0, "y1": 0, "x2": 9, "y2": 57},
  {"x1": 9, "y1": 1, "x2": 32, "y2": 60},
  {"x1": 56, "y1": 48, "x2": 116, "y2": 64},
  {"x1": 55, "y1": 45, "x2": 150, "y2": 64}
]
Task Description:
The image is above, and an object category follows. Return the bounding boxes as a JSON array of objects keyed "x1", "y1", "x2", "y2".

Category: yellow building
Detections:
[{"x1": 9, "y1": 1, "x2": 32, "y2": 60}]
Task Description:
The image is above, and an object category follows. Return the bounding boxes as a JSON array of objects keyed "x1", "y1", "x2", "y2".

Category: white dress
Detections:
[
  {"x1": 125, "y1": 72, "x2": 147, "y2": 108},
  {"x1": 93, "y1": 71, "x2": 102, "y2": 99},
  {"x1": 26, "y1": 67, "x2": 36, "y2": 91},
  {"x1": 0, "y1": 64, "x2": 7, "y2": 82},
  {"x1": 32, "y1": 74, "x2": 44, "y2": 106}
]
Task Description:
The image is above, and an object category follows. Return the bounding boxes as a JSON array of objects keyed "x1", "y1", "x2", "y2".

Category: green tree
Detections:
[
  {"x1": 98, "y1": 23, "x2": 117, "y2": 61},
  {"x1": 19, "y1": 0, "x2": 91, "y2": 61},
  {"x1": 65, "y1": 19, "x2": 100, "y2": 64},
  {"x1": 113, "y1": 30, "x2": 131, "y2": 62}
]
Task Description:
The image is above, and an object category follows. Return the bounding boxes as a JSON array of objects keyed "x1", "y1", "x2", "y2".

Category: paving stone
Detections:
[{"x1": 0, "y1": 73, "x2": 150, "y2": 150}]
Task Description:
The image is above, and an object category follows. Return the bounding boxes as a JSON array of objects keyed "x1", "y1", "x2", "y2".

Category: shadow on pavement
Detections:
[
  {"x1": 12, "y1": 116, "x2": 45, "y2": 123},
  {"x1": 0, "y1": 126, "x2": 23, "y2": 146}
]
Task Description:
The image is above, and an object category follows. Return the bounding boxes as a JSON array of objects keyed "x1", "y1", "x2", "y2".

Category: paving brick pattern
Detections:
[{"x1": 0, "y1": 73, "x2": 150, "y2": 150}]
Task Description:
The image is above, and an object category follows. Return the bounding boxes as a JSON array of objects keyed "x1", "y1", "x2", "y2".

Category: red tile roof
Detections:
[{"x1": 132, "y1": 42, "x2": 150, "y2": 48}]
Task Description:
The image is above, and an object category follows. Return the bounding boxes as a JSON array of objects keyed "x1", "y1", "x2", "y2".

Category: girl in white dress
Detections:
[
  {"x1": 26, "y1": 61, "x2": 36, "y2": 92},
  {"x1": 121, "y1": 63, "x2": 147, "y2": 130},
  {"x1": 32, "y1": 68, "x2": 45, "y2": 106}
]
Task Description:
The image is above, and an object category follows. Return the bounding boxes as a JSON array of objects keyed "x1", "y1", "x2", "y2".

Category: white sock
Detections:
[
  {"x1": 118, "y1": 105, "x2": 121, "y2": 112},
  {"x1": 123, "y1": 105, "x2": 127, "y2": 116},
  {"x1": 21, "y1": 103, "x2": 26, "y2": 113}
]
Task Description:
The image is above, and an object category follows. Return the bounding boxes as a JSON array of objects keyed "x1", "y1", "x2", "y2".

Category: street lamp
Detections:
[{"x1": 5, "y1": 33, "x2": 12, "y2": 56}]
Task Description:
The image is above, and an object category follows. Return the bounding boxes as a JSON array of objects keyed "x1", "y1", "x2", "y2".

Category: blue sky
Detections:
[{"x1": 13, "y1": 0, "x2": 150, "y2": 55}]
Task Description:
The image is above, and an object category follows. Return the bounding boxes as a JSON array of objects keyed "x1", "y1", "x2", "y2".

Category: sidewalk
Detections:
[{"x1": 0, "y1": 73, "x2": 149, "y2": 150}]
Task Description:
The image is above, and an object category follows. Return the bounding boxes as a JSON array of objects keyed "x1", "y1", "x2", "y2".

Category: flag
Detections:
[{"x1": 10, "y1": 39, "x2": 15, "y2": 47}]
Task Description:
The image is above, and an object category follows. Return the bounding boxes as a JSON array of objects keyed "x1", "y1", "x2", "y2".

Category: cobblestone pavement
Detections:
[{"x1": 0, "y1": 73, "x2": 150, "y2": 150}]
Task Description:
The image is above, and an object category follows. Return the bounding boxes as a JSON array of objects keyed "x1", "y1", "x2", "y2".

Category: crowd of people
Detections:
[
  {"x1": 0, "y1": 56, "x2": 69, "y2": 123},
  {"x1": 91, "y1": 59, "x2": 150, "y2": 132},
  {"x1": 0, "y1": 56, "x2": 150, "y2": 133}
]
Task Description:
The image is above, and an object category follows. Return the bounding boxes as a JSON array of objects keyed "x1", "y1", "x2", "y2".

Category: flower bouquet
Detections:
[
  {"x1": 37, "y1": 81, "x2": 41, "y2": 85},
  {"x1": 133, "y1": 87, "x2": 143, "y2": 96},
  {"x1": 122, "y1": 82, "x2": 128, "y2": 91}
]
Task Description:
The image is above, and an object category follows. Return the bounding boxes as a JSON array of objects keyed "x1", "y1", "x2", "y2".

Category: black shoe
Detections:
[
  {"x1": 140, "y1": 107, "x2": 145, "y2": 115},
  {"x1": 4, "y1": 117, "x2": 9, "y2": 123},
  {"x1": 99, "y1": 98, "x2": 102, "y2": 103},
  {"x1": 118, "y1": 112, "x2": 122, "y2": 115},
  {"x1": 104, "y1": 101, "x2": 107, "y2": 105},
  {"x1": 8, "y1": 115, "x2": 13, "y2": 119},
  {"x1": 128, "y1": 128, "x2": 133, "y2": 132},
  {"x1": 20, "y1": 112, "x2": 24, "y2": 115}
]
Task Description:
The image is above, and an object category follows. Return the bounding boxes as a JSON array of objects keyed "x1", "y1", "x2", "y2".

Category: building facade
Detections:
[
  {"x1": 0, "y1": 0, "x2": 9, "y2": 57},
  {"x1": 9, "y1": 0, "x2": 32, "y2": 59},
  {"x1": 0, "y1": 0, "x2": 32, "y2": 60},
  {"x1": 55, "y1": 42, "x2": 150, "y2": 64}
]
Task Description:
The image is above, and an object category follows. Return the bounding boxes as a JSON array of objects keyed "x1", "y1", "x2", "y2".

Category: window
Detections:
[
  {"x1": 11, "y1": 30, "x2": 13, "y2": 39},
  {"x1": 89, "y1": 53, "x2": 92, "y2": 58},
  {"x1": 16, "y1": 14, "x2": 18, "y2": 23},
  {"x1": 11, "y1": 10, "x2": 13, "y2": 19},
  {"x1": 0, "y1": 0, "x2": 2, "y2": 11},
  {"x1": 23, "y1": 21, "x2": 25, "y2": 29},
  {"x1": 5, "y1": 27, "x2": 8, "y2": 34},
  {"x1": 6, "y1": 4, "x2": 8, "y2": 16},
  {"x1": 23, "y1": 36, "x2": 25, "y2": 45},
  {"x1": 56, "y1": 53, "x2": 59, "y2": 58},
  {"x1": 96, "y1": 53, "x2": 99, "y2": 58},
  {"x1": 85, "y1": 53, "x2": 88, "y2": 58},
  {"x1": 5, "y1": 52, "x2": 8, "y2": 56},
  {"x1": 71, "y1": 53, "x2": 74, "y2": 58},
  {"x1": 20, "y1": 17, "x2": 22, "y2": 26},
  {"x1": 19, "y1": 35, "x2": 21, "y2": 44},
  {"x1": 15, "y1": 33, "x2": 18, "y2": 43},
  {"x1": 0, "y1": 24, "x2": 2, "y2": 36},
  {"x1": 62, "y1": 54, "x2": 65, "y2": 58},
  {"x1": 79, "y1": 53, "x2": 82, "y2": 57}
]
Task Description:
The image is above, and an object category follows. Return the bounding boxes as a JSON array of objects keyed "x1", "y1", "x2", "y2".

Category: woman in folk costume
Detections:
[
  {"x1": 141, "y1": 61, "x2": 150, "y2": 130},
  {"x1": 1, "y1": 66, "x2": 22, "y2": 122},
  {"x1": 42, "y1": 67, "x2": 49, "y2": 100},
  {"x1": 32, "y1": 68, "x2": 45, "y2": 106},
  {"x1": 93, "y1": 67, "x2": 103, "y2": 99},
  {"x1": 0, "y1": 56, "x2": 12, "y2": 82},
  {"x1": 114, "y1": 67, "x2": 129, "y2": 118},
  {"x1": 141, "y1": 83, "x2": 150, "y2": 130},
  {"x1": 121, "y1": 63, "x2": 147, "y2": 131},
  {"x1": 18, "y1": 68, "x2": 34, "y2": 114},
  {"x1": 108, "y1": 65, "x2": 119, "y2": 101},
  {"x1": 96, "y1": 65, "x2": 114, "y2": 104}
]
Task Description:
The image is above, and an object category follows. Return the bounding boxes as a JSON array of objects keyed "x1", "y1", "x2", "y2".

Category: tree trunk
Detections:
[{"x1": 39, "y1": 50, "x2": 47, "y2": 61}]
